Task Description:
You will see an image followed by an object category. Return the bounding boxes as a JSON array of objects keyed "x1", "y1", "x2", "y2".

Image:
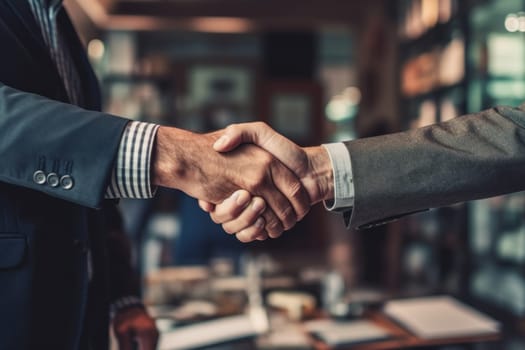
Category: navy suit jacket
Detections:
[{"x1": 0, "y1": 1, "x2": 136, "y2": 349}]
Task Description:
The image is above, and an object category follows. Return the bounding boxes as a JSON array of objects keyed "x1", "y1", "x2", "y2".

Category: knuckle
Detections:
[
  {"x1": 248, "y1": 176, "x2": 267, "y2": 193},
  {"x1": 222, "y1": 223, "x2": 236, "y2": 235},
  {"x1": 260, "y1": 151, "x2": 274, "y2": 165},
  {"x1": 239, "y1": 217, "x2": 256, "y2": 230},
  {"x1": 298, "y1": 206, "x2": 310, "y2": 220},
  {"x1": 287, "y1": 180, "x2": 303, "y2": 199},
  {"x1": 210, "y1": 214, "x2": 222, "y2": 224},
  {"x1": 253, "y1": 121, "x2": 268, "y2": 129},
  {"x1": 247, "y1": 232, "x2": 261, "y2": 241},
  {"x1": 265, "y1": 218, "x2": 283, "y2": 235},
  {"x1": 251, "y1": 197, "x2": 266, "y2": 213},
  {"x1": 225, "y1": 123, "x2": 238, "y2": 132},
  {"x1": 279, "y1": 205, "x2": 296, "y2": 230},
  {"x1": 236, "y1": 233, "x2": 250, "y2": 243},
  {"x1": 270, "y1": 231, "x2": 283, "y2": 239}
]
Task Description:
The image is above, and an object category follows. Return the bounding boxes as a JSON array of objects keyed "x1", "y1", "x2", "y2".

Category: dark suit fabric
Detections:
[
  {"x1": 345, "y1": 105, "x2": 525, "y2": 229},
  {"x1": 0, "y1": 1, "x2": 133, "y2": 349}
]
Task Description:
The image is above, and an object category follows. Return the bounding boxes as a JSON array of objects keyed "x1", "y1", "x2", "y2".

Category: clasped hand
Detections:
[{"x1": 196, "y1": 122, "x2": 334, "y2": 242}]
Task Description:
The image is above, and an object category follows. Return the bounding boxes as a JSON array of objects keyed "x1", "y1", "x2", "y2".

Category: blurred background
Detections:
[{"x1": 65, "y1": 0, "x2": 525, "y2": 349}]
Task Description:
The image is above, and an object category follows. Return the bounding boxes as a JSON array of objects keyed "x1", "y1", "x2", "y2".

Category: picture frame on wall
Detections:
[
  {"x1": 260, "y1": 81, "x2": 322, "y2": 145},
  {"x1": 271, "y1": 93, "x2": 312, "y2": 139}
]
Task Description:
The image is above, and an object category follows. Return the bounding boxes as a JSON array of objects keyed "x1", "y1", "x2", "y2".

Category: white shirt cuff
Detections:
[
  {"x1": 321, "y1": 143, "x2": 354, "y2": 211},
  {"x1": 105, "y1": 121, "x2": 160, "y2": 199}
]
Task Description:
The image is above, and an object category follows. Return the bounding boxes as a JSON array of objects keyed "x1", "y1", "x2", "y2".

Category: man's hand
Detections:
[
  {"x1": 113, "y1": 306, "x2": 159, "y2": 350},
  {"x1": 213, "y1": 122, "x2": 333, "y2": 205},
  {"x1": 152, "y1": 126, "x2": 310, "y2": 238},
  {"x1": 200, "y1": 190, "x2": 269, "y2": 242},
  {"x1": 199, "y1": 122, "x2": 335, "y2": 242}
]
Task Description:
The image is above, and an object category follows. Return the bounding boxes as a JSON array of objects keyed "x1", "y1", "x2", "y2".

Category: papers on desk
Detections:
[
  {"x1": 159, "y1": 311, "x2": 268, "y2": 350},
  {"x1": 304, "y1": 319, "x2": 392, "y2": 347},
  {"x1": 383, "y1": 296, "x2": 500, "y2": 339}
]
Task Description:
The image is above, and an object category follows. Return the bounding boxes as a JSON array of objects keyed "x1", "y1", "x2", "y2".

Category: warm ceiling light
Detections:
[
  {"x1": 189, "y1": 17, "x2": 255, "y2": 33},
  {"x1": 88, "y1": 39, "x2": 105, "y2": 60}
]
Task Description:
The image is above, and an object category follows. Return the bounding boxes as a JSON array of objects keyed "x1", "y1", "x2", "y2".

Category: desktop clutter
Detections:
[{"x1": 140, "y1": 254, "x2": 500, "y2": 350}]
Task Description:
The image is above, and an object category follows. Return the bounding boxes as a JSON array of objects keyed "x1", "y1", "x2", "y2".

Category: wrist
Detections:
[
  {"x1": 152, "y1": 127, "x2": 224, "y2": 199},
  {"x1": 304, "y1": 146, "x2": 334, "y2": 204},
  {"x1": 110, "y1": 295, "x2": 145, "y2": 318},
  {"x1": 152, "y1": 126, "x2": 192, "y2": 190}
]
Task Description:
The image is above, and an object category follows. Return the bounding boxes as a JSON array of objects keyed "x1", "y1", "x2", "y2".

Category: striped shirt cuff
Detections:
[
  {"x1": 322, "y1": 143, "x2": 355, "y2": 211},
  {"x1": 105, "y1": 121, "x2": 160, "y2": 199}
]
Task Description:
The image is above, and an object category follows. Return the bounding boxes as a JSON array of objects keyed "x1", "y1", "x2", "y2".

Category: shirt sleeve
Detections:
[
  {"x1": 105, "y1": 121, "x2": 160, "y2": 199},
  {"x1": 110, "y1": 295, "x2": 145, "y2": 318},
  {"x1": 321, "y1": 142, "x2": 355, "y2": 211}
]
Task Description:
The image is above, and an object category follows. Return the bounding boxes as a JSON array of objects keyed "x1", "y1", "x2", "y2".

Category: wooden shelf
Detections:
[{"x1": 401, "y1": 81, "x2": 465, "y2": 101}]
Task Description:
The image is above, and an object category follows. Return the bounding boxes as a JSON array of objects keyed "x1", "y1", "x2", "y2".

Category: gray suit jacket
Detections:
[{"x1": 344, "y1": 104, "x2": 525, "y2": 229}]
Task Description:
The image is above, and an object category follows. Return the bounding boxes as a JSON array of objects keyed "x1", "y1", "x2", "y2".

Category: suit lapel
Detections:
[
  {"x1": 2, "y1": 0, "x2": 101, "y2": 110},
  {"x1": 4, "y1": 0, "x2": 60, "y2": 74},
  {"x1": 3, "y1": 0, "x2": 69, "y2": 101}
]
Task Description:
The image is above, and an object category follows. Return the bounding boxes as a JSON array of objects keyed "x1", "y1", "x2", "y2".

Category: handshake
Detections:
[
  {"x1": 151, "y1": 104, "x2": 525, "y2": 244},
  {"x1": 153, "y1": 122, "x2": 335, "y2": 243}
]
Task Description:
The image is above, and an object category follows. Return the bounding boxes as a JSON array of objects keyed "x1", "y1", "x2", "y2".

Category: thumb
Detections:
[
  {"x1": 213, "y1": 122, "x2": 280, "y2": 152},
  {"x1": 214, "y1": 122, "x2": 306, "y2": 176},
  {"x1": 213, "y1": 123, "x2": 261, "y2": 152}
]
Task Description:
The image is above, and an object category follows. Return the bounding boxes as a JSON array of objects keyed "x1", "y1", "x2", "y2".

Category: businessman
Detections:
[
  {"x1": 0, "y1": 0, "x2": 309, "y2": 349},
  {"x1": 202, "y1": 103, "x2": 525, "y2": 241}
]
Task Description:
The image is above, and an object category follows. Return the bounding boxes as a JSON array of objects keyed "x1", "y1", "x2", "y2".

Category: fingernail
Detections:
[
  {"x1": 255, "y1": 217, "x2": 265, "y2": 228},
  {"x1": 252, "y1": 199, "x2": 265, "y2": 213},
  {"x1": 256, "y1": 233, "x2": 268, "y2": 241},
  {"x1": 235, "y1": 191, "x2": 250, "y2": 206},
  {"x1": 230, "y1": 191, "x2": 240, "y2": 202},
  {"x1": 214, "y1": 135, "x2": 229, "y2": 149}
]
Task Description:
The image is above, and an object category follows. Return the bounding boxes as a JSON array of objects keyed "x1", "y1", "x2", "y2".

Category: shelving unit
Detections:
[
  {"x1": 466, "y1": 0, "x2": 525, "y2": 339},
  {"x1": 395, "y1": 0, "x2": 469, "y2": 297},
  {"x1": 398, "y1": 0, "x2": 467, "y2": 128},
  {"x1": 396, "y1": 0, "x2": 525, "y2": 346}
]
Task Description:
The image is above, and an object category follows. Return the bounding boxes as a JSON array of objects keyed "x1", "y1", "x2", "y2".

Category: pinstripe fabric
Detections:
[
  {"x1": 28, "y1": 0, "x2": 159, "y2": 199},
  {"x1": 28, "y1": 0, "x2": 82, "y2": 106}
]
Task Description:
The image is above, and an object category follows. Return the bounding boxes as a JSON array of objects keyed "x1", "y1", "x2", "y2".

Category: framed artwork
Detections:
[{"x1": 260, "y1": 81, "x2": 322, "y2": 145}]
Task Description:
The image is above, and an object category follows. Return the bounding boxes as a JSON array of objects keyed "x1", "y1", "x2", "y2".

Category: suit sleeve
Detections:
[
  {"x1": 0, "y1": 82, "x2": 129, "y2": 208},
  {"x1": 344, "y1": 105, "x2": 525, "y2": 229}
]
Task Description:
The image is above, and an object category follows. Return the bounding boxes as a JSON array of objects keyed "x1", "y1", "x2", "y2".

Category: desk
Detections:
[{"x1": 305, "y1": 310, "x2": 501, "y2": 350}]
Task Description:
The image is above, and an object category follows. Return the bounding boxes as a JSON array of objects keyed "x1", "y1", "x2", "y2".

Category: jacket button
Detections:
[
  {"x1": 60, "y1": 175, "x2": 74, "y2": 190},
  {"x1": 33, "y1": 170, "x2": 46, "y2": 185},
  {"x1": 47, "y1": 173, "x2": 60, "y2": 187}
]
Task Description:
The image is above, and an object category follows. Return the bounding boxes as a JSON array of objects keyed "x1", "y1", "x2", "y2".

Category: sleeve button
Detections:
[
  {"x1": 60, "y1": 175, "x2": 74, "y2": 190},
  {"x1": 47, "y1": 173, "x2": 60, "y2": 187},
  {"x1": 33, "y1": 170, "x2": 46, "y2": 185}
]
